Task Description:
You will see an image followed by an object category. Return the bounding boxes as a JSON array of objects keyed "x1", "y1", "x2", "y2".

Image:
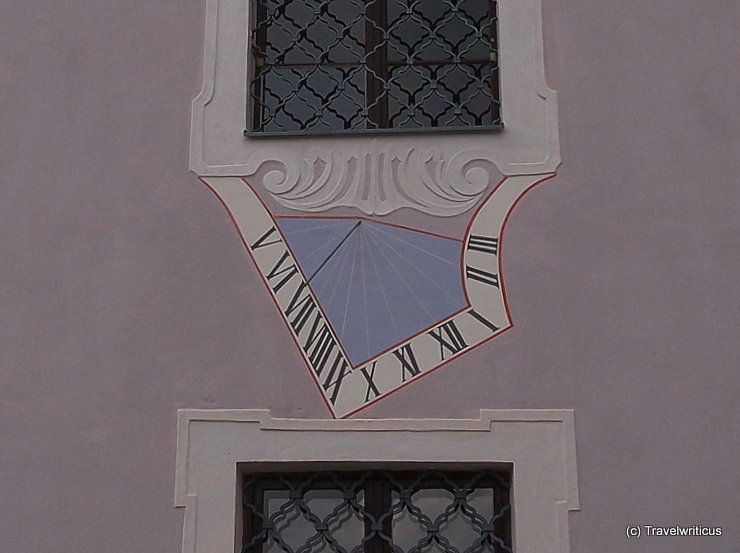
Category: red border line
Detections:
[
  {"x1": 459, "y1": 176, "x2": 507, "y2": 307},
  {"x1": 202, "y1": 173, "x2": 556, "y2": 418},
  {"x1": 272, "y1": 210, "x2": 474, "y2": 369},
  {"x1": 199, "y1": 176, "x2": 337, "y2": 417},
  {"x1": 340, "y1": 173, "x2": 557, "y2": 418},
  {"x1": 275, "y1": 214, "x2": 463, "y2": 243},
  {"x1": 340, "y1": 324, "x2": 514, "y2": 419},
  {"x1": 349, "y1": 304, "x2": 471, "y2": 369},
  {"x1": 497, "y1": 174, "x2": 556, "y2": 325}
]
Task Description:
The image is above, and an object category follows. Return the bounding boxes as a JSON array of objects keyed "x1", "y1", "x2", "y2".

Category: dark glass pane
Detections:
[
  {"x1": 249, "y1": 0, "x2": 500, "y2": 134},
  {"x1": 243, "y1": 470, "x2": 512, "y2": 553}
]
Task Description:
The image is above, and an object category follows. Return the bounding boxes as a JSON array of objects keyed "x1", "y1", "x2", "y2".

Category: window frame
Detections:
[
  {"x1": 190, "y1": 0, "x2": 560, "y2": 180},
  {"x1": 174, "y1": 410, "x2": 579, "y2": 553}
]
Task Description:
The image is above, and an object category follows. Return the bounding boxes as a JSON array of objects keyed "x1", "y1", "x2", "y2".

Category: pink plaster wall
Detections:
[{"x1": 1, "y1": 0, "x2": 738, "y2": 551}]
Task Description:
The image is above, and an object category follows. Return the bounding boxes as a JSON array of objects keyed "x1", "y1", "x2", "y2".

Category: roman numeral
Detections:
[
  {"x1": 321, "y1": 354, "x2": 351, "y2": 404},
  {"x1": 284, "y1": 282, "x2": 317, "y2": 335},
  {"x1": 266, "y1": 251, "x2": 299, "y2": 293},
  {"x1": 361, "y1": 362, "x2": 380, "y2": 402},
  {"x1": 393, "y1": 344, "x2": 420, "y2": 382},
  {"x1": 250, "y1": 226, "x2": 282, "y2": 250},
  {"x1": 468, "y1": 309, "x2": 499, "y2": 333},
  {"x1": 467, "y1": 234, "x2": 498, "y2": 255},
  {"x1": 466, "y1": 266, "x2": 499, "y2": 288},
  {"x1": 290, "y1": 295, "x2": 350, "y2": 406},
  {"x1": 428, "y1": 321, "x2": 469, "y2": 360},
  {"x1": 304, "y1": 316, "x2": 337, "y2": 375}
]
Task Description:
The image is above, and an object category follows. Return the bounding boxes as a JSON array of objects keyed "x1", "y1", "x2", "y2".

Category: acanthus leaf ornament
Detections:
[{"x1": 249, "y1": 142, "x2": 504, "y2": 217}]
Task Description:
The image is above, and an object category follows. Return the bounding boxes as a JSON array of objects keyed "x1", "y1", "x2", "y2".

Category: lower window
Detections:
[{"x1": 241, "y1": 468, "x2": 513, "y2": 553}]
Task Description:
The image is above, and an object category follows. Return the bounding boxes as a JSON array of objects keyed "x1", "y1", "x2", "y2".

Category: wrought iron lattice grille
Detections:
[
  {"x1": 241, "y1": 469, "x2": 513, "y2": 553},
  {"x1": 248, "y1": 0, "x2": 502, "y2": 135}
]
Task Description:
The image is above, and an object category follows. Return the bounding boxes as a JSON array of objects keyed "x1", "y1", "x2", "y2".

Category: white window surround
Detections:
[
  {"x1": 174, "y1": 410, "x2": 579, "y2": 553},
  {"x1": 190, "y1": 0, "x2": 560, "y2": 186}
]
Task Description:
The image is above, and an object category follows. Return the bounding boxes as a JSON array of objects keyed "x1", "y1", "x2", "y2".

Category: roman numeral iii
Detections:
[{"x1": 467, "y1": 234, "x2": 498, "y2": 255}]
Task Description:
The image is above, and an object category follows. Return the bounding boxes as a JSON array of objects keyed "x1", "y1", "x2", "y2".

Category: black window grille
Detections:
[
  {"x1": 241, "y1": 469, "x2": 513, "y2": 553},
  {"x1": 248, "y1": 0, "x2": 502, "y2": 135}
]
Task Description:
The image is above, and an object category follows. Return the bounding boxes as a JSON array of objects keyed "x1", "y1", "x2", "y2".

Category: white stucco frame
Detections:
[
  {"x1": 190, "y1": 0, "x2": 559, "y2": 216},
  {"x1": 175, "y1": 410, "x2": 579, "y2": 553}
]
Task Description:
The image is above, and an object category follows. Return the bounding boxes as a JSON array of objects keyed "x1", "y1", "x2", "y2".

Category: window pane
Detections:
[
  {"x1": 392, "y1": 488, "x2": 495, "y2": 553},
  {"x1": 249, "y1": 0, "x2": 501, "y2": 134},
  {"x1": 387, "y1": 63, "x2": 497, "y2": 129},
  {"x1": 263, "y1": 489, "x2": 366, "y2": 553}
]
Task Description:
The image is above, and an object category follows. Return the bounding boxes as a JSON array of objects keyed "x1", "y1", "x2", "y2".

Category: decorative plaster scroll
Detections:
[{"x1": 246, "y1": 143, "x2": 504, "y2": 216}]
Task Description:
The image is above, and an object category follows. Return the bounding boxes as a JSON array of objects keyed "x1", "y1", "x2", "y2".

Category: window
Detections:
[
  {"x1": 192, "y1": 0, "x2": 559, "y2": 180},
  {"x1": 248, "y1": 0, "x2": 502, "y2": 135},
  {"x1": 241, "y1": 468, "x2": 513, "y2": 553},
  {"x1": 175, "y1": 411, "x2": 578, "y2": 553}
]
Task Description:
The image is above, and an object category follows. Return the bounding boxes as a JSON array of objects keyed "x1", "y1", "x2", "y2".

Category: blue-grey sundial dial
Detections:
[{"x1": 276, "y1": 217, "x2": 468, "y2": 366}]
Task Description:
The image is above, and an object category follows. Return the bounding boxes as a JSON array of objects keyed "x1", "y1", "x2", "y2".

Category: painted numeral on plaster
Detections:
[
  {"x1": 467, "y1": 234, "x2": 498, "y2": 256},
  {"x1": 394, "y1": 344, "x2": 421, "y2": 381},
  {"x1": 428, "y1": 320, "x2": 469, "y2": 360},
  {"x1": 361, "y1": 362, "x2": 381, "y2": 402},
  {"x1": 466, "y1": 266, "x2": 500, "y2": 288}
]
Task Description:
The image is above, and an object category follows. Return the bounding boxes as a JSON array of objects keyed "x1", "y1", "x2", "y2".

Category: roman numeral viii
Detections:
[
  {"x1": 302, "y1": 309, "x2": 349, "y2": 404},
  {"x1": 281, "y1": 279, "x2": 350, "y2": 406}
]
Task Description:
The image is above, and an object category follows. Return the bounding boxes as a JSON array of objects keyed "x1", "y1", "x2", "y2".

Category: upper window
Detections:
[
  {"x1": 248, "y1": 0, "x2": 502, "y2": 135},
  {"x1": 241, "y1": 468, "x2": 513, "y2": 553}
]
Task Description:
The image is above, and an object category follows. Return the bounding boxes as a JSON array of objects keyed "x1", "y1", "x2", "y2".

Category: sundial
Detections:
[
  {"x1": 202, "y1": 172, "x2": 552, "y2": 417},
  {"x1": 190, "y1": 0, "x2": 560, "y2": 416}
]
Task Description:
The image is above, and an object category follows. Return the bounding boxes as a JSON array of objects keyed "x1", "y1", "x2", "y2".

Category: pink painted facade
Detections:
[{"x1": 1, "y1": 0, "x2": 738, "y2": 552}]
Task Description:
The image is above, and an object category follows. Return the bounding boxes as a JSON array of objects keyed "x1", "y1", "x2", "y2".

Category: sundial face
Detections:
[
  {"x1": 190, "y1": 0, "x2": 558, "y2": 416},
  {"x1": 202, "y1": 173, "x2": 553, "y2": 417},
  {"x1": 276, "y1": 216, "x2": 468, "y2": 367}
]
